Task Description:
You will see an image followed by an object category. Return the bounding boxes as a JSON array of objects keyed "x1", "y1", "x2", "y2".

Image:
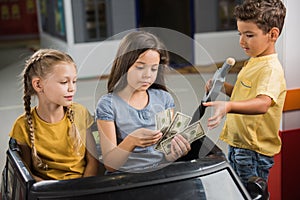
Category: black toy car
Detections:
[
  {"x1": 1, "y1": 60, "x2": 269, "y2": 200},
  {"x1": 1, "y1": 134, "x2": 269, "y2": 200}
]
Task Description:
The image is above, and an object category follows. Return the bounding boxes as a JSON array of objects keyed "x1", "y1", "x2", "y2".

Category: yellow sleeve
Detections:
[{"x1": 9, "y1": 115, "x2": 30, "y2": 146}]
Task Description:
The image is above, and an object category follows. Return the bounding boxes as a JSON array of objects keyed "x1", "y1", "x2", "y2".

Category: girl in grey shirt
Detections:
[{"x1": 95, "y1": 31, "x2": 191, "y2": 174}]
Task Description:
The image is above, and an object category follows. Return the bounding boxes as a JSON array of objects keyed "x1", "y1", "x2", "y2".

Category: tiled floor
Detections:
[{"x1": 0, "y1": 40, "x2": 236, "y2": 185}]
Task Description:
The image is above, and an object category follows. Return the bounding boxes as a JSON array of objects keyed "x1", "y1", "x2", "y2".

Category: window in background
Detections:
[
  {"x1": 38, "y1": 0, "x2": 66, "y2": 41},
  {"x1": 72, "y1": 0, "x2": 108, "y2": 43},
  {"x1": 195, "y1": 0, "x2": 243, "y2": 33}
]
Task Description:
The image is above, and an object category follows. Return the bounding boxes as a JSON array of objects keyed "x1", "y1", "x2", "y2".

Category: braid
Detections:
[
  {"x1": 66, "y1": 105, "x2": 82, "y2": 155},
  {"x1": 23, "y1": 64, "x2": 48, "y2": 170},
  {"x1": 21, "y1": 48, "x2": 76, "y2": 170}
]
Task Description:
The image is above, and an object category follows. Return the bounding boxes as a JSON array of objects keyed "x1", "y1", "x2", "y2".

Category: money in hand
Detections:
[
  {"x1": 161, "y1": 120, "x2": 205, "y2": 155},
  {"x1": 179, "y1": 121, "x2": 205, "y2": 144},
  {"x1": 161, "y1": 112, "x2": 192, "y2": 140},
  {"x1": 155, "y1": 111, "x2": 192, "y2": 151}
]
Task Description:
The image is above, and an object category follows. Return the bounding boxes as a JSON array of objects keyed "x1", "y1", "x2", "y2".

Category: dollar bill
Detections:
[
  {"x1": 160, "y1": 136, "x2": 174, "y2": 155},
  {"x1": 180, "y1": 120, "x2": 205, "y2": 143},
  {"x1": 163, "y1": 112, "x2": 192, "y2": 138},
  {"x1": 155, "y1": 111, "x2": 192, "y2": 151},
  {"x1": 160, "y1": 120, "x2": 205, "y2": 155},
  {"x1": 155, "y1": 108, "x2": 172, "y2": 132}
]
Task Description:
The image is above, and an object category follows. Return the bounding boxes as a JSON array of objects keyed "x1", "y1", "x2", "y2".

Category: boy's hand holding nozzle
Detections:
[{"x1": 190, "y1": 57, "x2": 235, "y2": 124}]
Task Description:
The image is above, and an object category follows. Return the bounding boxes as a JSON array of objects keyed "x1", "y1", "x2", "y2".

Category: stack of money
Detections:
[{"x1": 154, "y1": 109, "x2": 205, "y2": 155}]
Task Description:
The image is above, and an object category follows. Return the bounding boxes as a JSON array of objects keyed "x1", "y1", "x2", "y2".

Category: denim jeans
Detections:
[{"x1": 228, "y1": 146, "x2": 274, "y2": 188}]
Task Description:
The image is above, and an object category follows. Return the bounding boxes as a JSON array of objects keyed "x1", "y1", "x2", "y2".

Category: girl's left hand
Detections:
[{"x1": 166, "y1": 135, "x2": 191, "y2": 161}]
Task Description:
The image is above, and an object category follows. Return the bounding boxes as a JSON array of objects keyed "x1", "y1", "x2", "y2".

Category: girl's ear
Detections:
[
  {"x1": 269, "y1": 27, "x2": 280, "y2": 41},
  {"x1": 32, "y1": 77, "x2": 43, "y2": 93}
]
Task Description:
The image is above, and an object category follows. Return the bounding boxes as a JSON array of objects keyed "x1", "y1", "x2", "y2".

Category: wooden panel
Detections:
[{"x1": 283, "y1": 88, "x2": 300, "y2": 112}]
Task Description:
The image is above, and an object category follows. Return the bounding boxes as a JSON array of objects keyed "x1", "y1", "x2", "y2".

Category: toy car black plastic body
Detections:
[
  {"x1": 1, "y1": 61, "x2": 269, "y2": 200},
  {"x1": 1, "y1": 135, "x2": 270, "y2": 200}
]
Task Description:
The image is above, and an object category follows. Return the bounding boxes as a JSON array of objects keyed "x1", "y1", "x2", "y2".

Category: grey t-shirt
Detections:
[{"x1": 95, "y1": 88, "x2": 175, "y2": 173}]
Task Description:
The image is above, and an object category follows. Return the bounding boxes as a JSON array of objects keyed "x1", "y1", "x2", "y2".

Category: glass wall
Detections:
[
  {"x1": 37, "y1": 0, "x2": 242, "y2": 43},
  {"x1": 195, "y1": 0, "x2": 243, "y2": 33},
  {"x1": 39, "y1": 0, "x2": 66, "y2": 41},
  {"x1": 72, "y1": 0, "x2": 108, "y2": 43}
]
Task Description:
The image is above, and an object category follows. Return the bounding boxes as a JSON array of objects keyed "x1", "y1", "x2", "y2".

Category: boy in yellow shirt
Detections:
[{"x1": 204, "y1": 0, "x2": 286, "y2": 189}]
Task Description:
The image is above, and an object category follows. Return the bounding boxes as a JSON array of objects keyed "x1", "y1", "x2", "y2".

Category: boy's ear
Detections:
[
  {"x1": 32, "y1": 77, "x2": 43, "y2": 93},
  {"x1": 269, "y1": 27, "x2": 280, "y2": 41}
]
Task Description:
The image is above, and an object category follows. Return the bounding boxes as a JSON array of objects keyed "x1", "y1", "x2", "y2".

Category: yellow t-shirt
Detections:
[
  {"x1": 220, "y1": 54, "x2": 286, "y2": 156},
  {"x1": 9, "y1": 103, "x2": 94, "y2": 180}
]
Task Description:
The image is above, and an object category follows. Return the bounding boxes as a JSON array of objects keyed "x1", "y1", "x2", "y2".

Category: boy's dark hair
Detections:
[{"x1": 234, "y1": 0, "x2": 286, "y2": 35}]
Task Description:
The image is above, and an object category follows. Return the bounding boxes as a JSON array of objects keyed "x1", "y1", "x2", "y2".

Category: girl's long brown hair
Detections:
[{"x1": 107, "y1": 31, "x2": 170, "y2": 93}]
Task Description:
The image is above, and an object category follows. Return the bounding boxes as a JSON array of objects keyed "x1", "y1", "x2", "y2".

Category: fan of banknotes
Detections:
[{"x1": 154, "y1": 108, "x2": 205, "y2": 155}]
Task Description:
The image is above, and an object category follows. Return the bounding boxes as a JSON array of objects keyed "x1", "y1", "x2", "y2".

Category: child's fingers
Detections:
[
  {"x1": 203, "y1": 102, "x2": 213, "y2": 107},
  {"x1": 172, "y1": 135, "x2": 190, "y2": 156},
  {"x1": 207, "y1": 116, "x2": 221, "y2": 129},
  {"x1": 175, "y1": 135, "x2": 190, "y2": 150}
]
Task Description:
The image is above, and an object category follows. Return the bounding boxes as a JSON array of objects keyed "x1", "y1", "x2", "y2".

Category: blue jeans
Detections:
[{"x1": 228, "y1": 146, "x2": 274, "y2": 187}]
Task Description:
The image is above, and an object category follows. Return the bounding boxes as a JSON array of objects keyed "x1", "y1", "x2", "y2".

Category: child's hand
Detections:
[
  {"x1": 166, "y1": 135, "x2": 191, "y2": 161},
  {"x1": 203, "y1": 101, "x2": 228, "y2": 129},
  {"x1": 129, "y1": 128, "x2": 162, "y2": 148}
]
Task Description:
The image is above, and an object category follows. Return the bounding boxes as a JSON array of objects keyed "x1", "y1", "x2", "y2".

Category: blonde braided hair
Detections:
[
  {"x1": 22, "y1": 49, "x2": 81, "y2": 170},
  {"x1": 66, "y1": 105, "x2": 82, "y2": 154}
]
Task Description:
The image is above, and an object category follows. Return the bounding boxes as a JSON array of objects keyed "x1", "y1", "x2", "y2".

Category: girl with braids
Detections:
[
  {"x1": 9, "y1": 49, "x2": 98, "y2": 181},
  {"x1": 95, "y1": 31, "x2": 191, "y2": 174}
]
